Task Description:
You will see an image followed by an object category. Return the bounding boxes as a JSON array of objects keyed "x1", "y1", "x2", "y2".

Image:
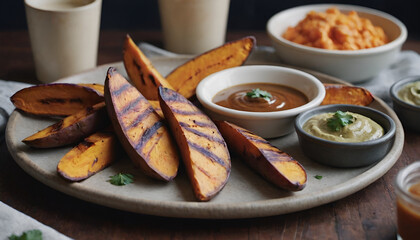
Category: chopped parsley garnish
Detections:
[
  {"x1": 314, "y1": 175, "x2": 323, "y2": 180},
  {"x1": 108, "y1": 173, "x2": 134, "y2": 186},
  {"x1": 327, "y1": 111, "x2": 354, "y2": 132},
  {"x1": 246, "y1": 88, "x2": 272, "y2": 101},
  {"x1": 8, "y1": 230, "x2": 42, "y2": 240}
]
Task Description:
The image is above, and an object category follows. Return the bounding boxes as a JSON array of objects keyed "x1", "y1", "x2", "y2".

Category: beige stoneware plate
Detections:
[{"x1": 5, "y1": 52, "x2": 404, "y2": 219}]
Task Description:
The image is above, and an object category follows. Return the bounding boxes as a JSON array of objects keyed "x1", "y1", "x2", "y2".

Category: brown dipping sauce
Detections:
[
  {"x1": 213, "y1": 83, "x2": 308, "y2": 112},
  {"x1": 397, "y1": 181, "x2": 420, "y2": 240}
]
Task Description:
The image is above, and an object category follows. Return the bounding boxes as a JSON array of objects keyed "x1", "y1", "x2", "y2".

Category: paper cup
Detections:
[
  {"x1": 25, "y1": 0, "x2": 102, "y2": 83},
  {"x1": 158, "y1": 0, "x2": 230, "y2": 54}
]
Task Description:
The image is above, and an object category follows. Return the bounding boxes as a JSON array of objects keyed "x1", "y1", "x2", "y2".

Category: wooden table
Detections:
[{"x1": 1, "y1": 30, "x2": 420, "y2": 239}]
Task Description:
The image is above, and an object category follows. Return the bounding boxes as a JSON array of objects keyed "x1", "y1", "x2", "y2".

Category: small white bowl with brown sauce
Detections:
[{"x1": 196, "y1": 65, "x2": 326, "y2": 138}]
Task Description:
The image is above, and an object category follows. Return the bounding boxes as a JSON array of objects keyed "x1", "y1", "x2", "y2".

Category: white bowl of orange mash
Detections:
[{"x1": 267, "y1": 4, "x2": 407, "y2": 83}]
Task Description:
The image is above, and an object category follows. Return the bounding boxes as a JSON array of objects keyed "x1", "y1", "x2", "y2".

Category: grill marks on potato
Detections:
[
  {"x1": 215, "y1": 120, "x2": 307, "y2": 191},
  {"x1": 105, "y1": 67, "x2": 179, "y2": 181},
  {"x1": 11, "y1": 83, "x2": 104, "y2": 116},
  {"x1": 166, "y1": 36, "x2": 256, "y2": 99},
  {"x1": 158, "y1": 87, "x2": 230, "y2": 201},
  {"x1": 237, "y1": 127, "x2": 293, "y2": 164},
  {"x1": 57, "y1": 130, "x2": 120, "y2": 181},
  {"x1": 22, "y1": 102, "x2": 109, "y2": 148},
  {"x1": 123, "y1": 34, "x2": 175, "y2": 100}
]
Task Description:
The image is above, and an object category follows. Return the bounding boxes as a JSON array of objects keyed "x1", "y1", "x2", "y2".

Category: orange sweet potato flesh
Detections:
[
  {"x1": 22, "y1": 102, "x2": 109, "y2": 148},
  {"x1": 78, "y1": 83, "x2": 104, "y2": 95},
  {"x1": 57, "y1": 128, "x2": 121, "y2": 181},
  {"x1": 166, "y1": 36, "x2": 256, "y2": 99},
  {"x1": 321, "y1": 83, "x2": 374, "y2": 106},
  {"x1": 11, "y1": 83, "x2": 104, "y2": 116},
  {"x1": 123, "y1": 34, "x2": 175, "y2": 100},
  {"x1": 158, "y1": 87, "x2": 231, "y2": 201},
  {"x1": 104, "y1": 67, "x2": 179, "y2": 181},
  {"x1": 215, "y1": 120, "x2": 307, "y2": 191}
]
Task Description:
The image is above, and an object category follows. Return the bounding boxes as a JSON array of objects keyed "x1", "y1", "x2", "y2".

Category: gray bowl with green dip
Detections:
[
  {"x1": 390, "y1": 76, "x2": 420, "y2": 132},
  {"x1": 295, "y1": 104, "x2": 396, "y2": 168}
]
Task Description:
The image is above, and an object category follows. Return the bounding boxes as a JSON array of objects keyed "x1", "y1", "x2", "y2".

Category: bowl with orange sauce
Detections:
[
  {"x1": 266, "y1": 4, "x2": 407, "y2": 82},
  {"x1": 196, "y1": 65, "x2": 325, "y2": 138}
]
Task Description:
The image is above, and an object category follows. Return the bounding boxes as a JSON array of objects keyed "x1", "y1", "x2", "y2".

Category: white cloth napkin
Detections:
[
  {"x1": 0, "y1": 80, "x2": 32, "y2": 134},
  {"x1": 359, "y1": 50, "x2": 420, "y2": 105},
  {"x1": 0, "y1": 201, "x2": 72, "y2": 240}
]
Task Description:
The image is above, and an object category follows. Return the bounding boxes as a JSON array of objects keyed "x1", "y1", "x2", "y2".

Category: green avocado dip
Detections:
[
  {"x1": 303, "y1": 111, "x2": 384, "y2": 143},
  {"x1": 398, "y1": 81, "x2": 420, "y2": 106}
]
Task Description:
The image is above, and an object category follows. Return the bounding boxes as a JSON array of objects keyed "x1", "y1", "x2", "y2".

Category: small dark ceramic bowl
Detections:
[
  {"x1": 390, "y1": 76, "x2": 420, "y2": 132},
  {"x1": 294, "y1": 104, "x2": 396, "y2": 167}
]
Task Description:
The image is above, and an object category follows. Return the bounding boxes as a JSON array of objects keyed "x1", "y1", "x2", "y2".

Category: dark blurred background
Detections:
[{"x1": 1, "y1": 0, "x2": 419, "y2": 38}]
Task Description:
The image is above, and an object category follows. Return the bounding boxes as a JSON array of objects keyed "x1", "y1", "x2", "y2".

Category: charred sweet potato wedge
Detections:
[
  {"x1": 57, "y1": 128, "x2": 121, "y2": 181},
  {"x1": 123, "y1": 34, "x2": 175, "y2": 100},
  {"x1": 22, "y1": 102, "x2": 109, "y2": 148},
  {"x1": 104, "y1": 67, "x2": 179, "y2": 181},
  {"x1": 321, "y1": 83, "x2": 374, "y2": 106},
  {"x1": 158, "y1": 87, "x2": 231, "y2": 201},
  {"x1": 166, "y1": 36, "x2": 256, "y2": 99},
  {"x1": 11, "y1": 83, "x2": 104, "y2": 116},
  {"x1": 215, "y1": 120, "x2": 307, "y2": 191}
]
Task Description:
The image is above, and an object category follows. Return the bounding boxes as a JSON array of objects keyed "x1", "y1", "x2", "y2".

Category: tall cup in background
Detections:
[
  {"x1": 158, "y1": 0, "x2": 230, "y2": 54},
  {"x1": 25, "y1": 0, "x2": 102, "y2": 83}
]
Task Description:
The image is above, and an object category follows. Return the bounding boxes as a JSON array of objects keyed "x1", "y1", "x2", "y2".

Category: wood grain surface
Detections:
[{"x1": 1, "y1": 30, "x2": 420, "y2": 240}]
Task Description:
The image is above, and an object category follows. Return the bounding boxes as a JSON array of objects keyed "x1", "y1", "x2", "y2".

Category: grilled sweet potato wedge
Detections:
[
  {"x1": 215, "y1": 120, "x2": 307, "y2": 191},
  {"x1": 78, "y1": 83, "x2": 105, "y2": 95},
  {"x1": 321, "y1": 84, "x2": 374, "y2": 106},
  {"x1": 22, "y1": 102, "x2": 109, "y2": 148},
  {"x1": 148, "y1": 100, "x2": 164, "y2": 118},
  {"x1": 104, "y1": 67, "x2": 179, "y2": 181},
  {"x1": 11, "y1": 83, "x2": 104, "y2": 116},
  {"x1": 123, "y1": 34, "x2": 175, "y2": 100},
  {"x1": 158, "y1": 87, "x2": 231, "y2": 201},
  {"x1": 166, "y1": 36, "x2": 256, "y2": 99},
  {"x1": 57, "y1": 128, "x2": 120, "y2": 181}
]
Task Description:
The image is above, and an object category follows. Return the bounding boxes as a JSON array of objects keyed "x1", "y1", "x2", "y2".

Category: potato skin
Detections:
[
  {"x1": 321, "y1": 83, "x2": 374, "y2": 106},
  {"x1": 22, "y1": 102, "x2": 109, "y2": 148},
  {"x1": 166, "y1": 36, "x2": 256, "y2": 99},
  {"x1": 215, "y1": 120, "x2": 307, "y2": 191},
  {"x1": 104, "y1": 67, "x2": 179, "y2": 181},
  {"x1": 11, "y1": 83, "x2": 104, "y2": 117},
  {"x1": 57, "y1": 129, "x2": 120, "y2": 181},
  {"x1": 158, "y1": 86, "x2": 231, "y2": 201}
]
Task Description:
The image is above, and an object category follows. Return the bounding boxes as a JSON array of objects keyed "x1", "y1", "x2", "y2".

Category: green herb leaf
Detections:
[
  {"x1": 314, "y1": 175, "x2": 323, "y2": 180},
  {"x1": 246, "y1": 88, "x2": 272, "y2": 101},
  {"x1": 327, "y1": 111, "x2": 354, "y2": 132},
  {"x1": 8, "y1": 230, "x2": 42, "y2": 240},
  {"x1": 108, "y1": 173, "x2": 134, "y2": 186}
]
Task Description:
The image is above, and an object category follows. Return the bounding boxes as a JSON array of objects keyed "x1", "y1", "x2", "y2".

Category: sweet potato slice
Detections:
[
  {"x1": 321, "y1": 83, "x2": 374, "y2": 106},
  {"x1": 148, "y1": 100, "x2": 164, "y2": 118},
  {"x1": 158, "y1": 87, "x2": 231, "y2": 201},
  {"x1": 57, "y1": 128, "x2": 120, "y2": 181},
  {"x1": 104, "y1": 67, "x2": 179, "y2": 181},
  {"x1": 165, "y1": 36, "x2": 256, "y2": 99},
  {"x1": 11, "y1": 83, "x2": 104, "y2": 116},
  {"x1": 123, "y1": 34, "x2": 175, "y2": 100},
  {"x1": 78, "y1": 83, "x2": 105, "y2": 95},
  {"x1": 215, "y1": 120, "x2": 306, "y2": 191},
  {"x1": 22, "y1": 102, "x2": 109, "y2": 148}
]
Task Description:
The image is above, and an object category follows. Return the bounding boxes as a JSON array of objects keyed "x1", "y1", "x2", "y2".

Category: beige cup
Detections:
[
  {"x1": 25, "y1": 0, "x2": 102, "y2": 83},
  {"x1": 158, "y1": 0, "x2": 230, "y2": 54}
]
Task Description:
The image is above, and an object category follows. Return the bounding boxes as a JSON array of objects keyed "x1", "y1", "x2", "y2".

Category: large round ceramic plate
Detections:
[{"x1": 6, "y1": 53, "x2": 404, "y2": 219}]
